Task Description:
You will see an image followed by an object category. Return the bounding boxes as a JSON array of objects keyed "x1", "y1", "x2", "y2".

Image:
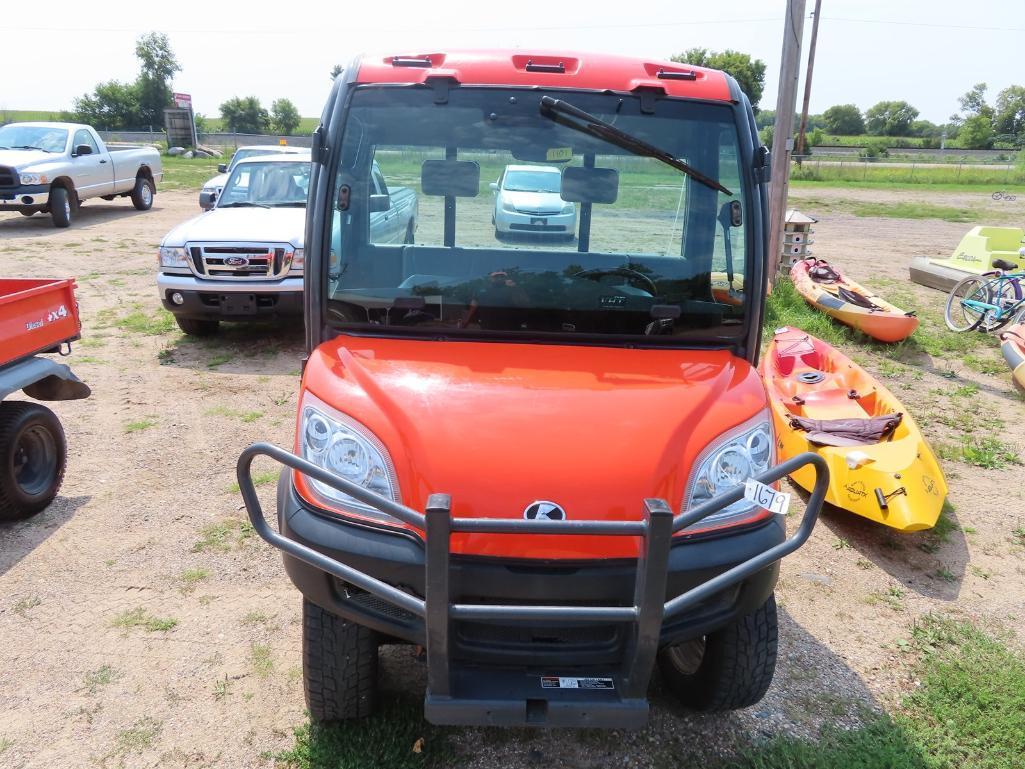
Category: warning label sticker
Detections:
[{"x1": 540, "y1": 676, "x2": 615, "y2": 690}]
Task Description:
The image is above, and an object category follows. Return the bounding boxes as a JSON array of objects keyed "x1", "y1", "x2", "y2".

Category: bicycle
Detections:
[
  {"x1": 944, "y1": 256, "x2": 1025, "y2": 333},
  {"x1": 992, "y1": 191, "x2": 1018, "y2": 201}
]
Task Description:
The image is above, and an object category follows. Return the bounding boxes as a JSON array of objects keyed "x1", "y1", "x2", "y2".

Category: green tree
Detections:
[
  {"x1": 957, "y1": 82, "x2": 993, "y2": 120},
  {"x1": 822, "y1": 104, "x2": 864, "y2": 135},
  {"x1": 135, "y1": 32, "x2": 181, "y2": 126},
  {"x1": 958, "y1": 114, "x2": 994, "y2": 149},
  {"x1": 72, "y1": 80, "x2": 141, "y2": 130},
  {"x1": 994, "y1": 86, "x2": 1025, "y2": 145},
  {"x1": 220, "y1": 96, "x2": 270, "y2": 134},
  {"x1": 865, "y1": 101, "x2": 919, "y2": 136},
  {"x1": 671, "y1": 48, "x2": 766, "y2": 111},
  {"x1": 271, "y1": 98, "x2": 301, "y2": 134},
  {"x1": 330, "y1": 64, "x2": 344, "y2": 81}
]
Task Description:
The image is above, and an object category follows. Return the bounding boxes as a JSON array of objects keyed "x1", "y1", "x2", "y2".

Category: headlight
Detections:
[
  {"x1": 20, "y1": 173, "x2": 47, "y2": 185},
  {"x1": 683, "y1": 413, "x2": 775, "y2": 532},
  {"x1": 561, "y1": 202, "x2": 574, "y2": 214},
  {"x1": 501, "y1": 199, "x2": 518, "y2": 213},
  {"x1": 289, "y1": 248, "x2": 304, "y2": 273},
  {"x1": 159, "y1": 246, "x2": 189, "y2": 268},
  {"x1": 299, "y1": 392, "x2": 400, "y2": 521}
]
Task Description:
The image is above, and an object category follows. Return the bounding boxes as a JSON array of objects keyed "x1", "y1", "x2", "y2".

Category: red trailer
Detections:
[{"x1": 0, "y1": 278, "x2": 90, "y2": 519}]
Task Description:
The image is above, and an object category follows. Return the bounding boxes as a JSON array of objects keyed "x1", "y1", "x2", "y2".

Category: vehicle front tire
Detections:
[
  {"x1": 0, "y1": 402, "x2": 67, "y2": 521},
  {"x1": 657, "y1": 594, "x2": 778, "y2": 712},
  {"x1": 174, "y1": 317, "x2": 219, "y2": 336},
  {"x1": 50, "y1": 186, "x2": 72, "y2": 228},
  {"x1": 131, "y1": 176, "x2": 154, "y2": 210},
  {"x1": 303, "y1": 598, "x2": 378, "y2": 722}
]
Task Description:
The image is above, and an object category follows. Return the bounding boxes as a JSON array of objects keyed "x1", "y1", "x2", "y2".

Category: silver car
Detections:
[{"x1": 491, "y1": 164, "x2": 576, "y2": 239}]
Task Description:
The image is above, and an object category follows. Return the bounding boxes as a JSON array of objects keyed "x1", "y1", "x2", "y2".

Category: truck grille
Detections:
[
  {"x1": 515, "y1": 207, "x2": 562, "y2": 216},
  {"x1": 0, "y1": 167, "x2": 17, "y2": 189},
  {"x1": 187, "y1": 243, "x2": 293, "y2": 279}
]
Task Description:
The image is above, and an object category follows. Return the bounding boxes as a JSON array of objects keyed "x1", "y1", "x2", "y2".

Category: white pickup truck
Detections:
[{"x1": 0, "y1": 122, "x2": 162, "y2": 227}]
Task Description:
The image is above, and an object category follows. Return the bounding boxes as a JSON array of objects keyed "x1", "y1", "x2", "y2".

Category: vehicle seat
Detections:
[{"x1": 993, "y1": 258, "x2": 1018, "y2": 272}]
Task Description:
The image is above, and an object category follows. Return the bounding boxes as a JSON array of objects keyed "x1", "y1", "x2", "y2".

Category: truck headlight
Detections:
[
  {"x1": 683, "y1": 413, "x2": 774, "y2": 533},
  {"x1": 20, "y1": 173, "x2": 46, "y2": 185},
  {"x1": 289, "y1": 248, "x2": 304, "y2": 273},
  {"x1": 299, "y1": 392, "x2": 400, "y2": 521},
  {"x1": 159, "y1": 246, "x2": 189, "y2": 268}
]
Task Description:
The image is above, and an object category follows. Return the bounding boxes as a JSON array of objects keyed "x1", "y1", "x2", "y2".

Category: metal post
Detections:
[
  {"x1": 768, "y1": 0, "x2": 808, "y2": 281},
  {"x1": 424, "y1": 494, "x2": 453, "y2": 698},
  {"x1": 795, "y1": 0, "x2": 823, "y2": 157}
]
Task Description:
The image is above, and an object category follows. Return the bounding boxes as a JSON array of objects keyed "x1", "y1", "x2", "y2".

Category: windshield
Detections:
[
  {"x1": 230, "y1": 147, "x2": 297, "y2": 170},
  {"x1": 219, "y1": 160, "x2": 311, "y2": 207},
  {"x1": 503, "y1": 169, "x2": 561, "y2": 193},
  {"x1": 327, "y1": 86, "x2": 750, "y2": 345},
  {"x1": 0, "y1": 125, "x2": 68, "y2": 152}
]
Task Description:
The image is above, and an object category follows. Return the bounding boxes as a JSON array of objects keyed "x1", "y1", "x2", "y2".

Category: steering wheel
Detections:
[{"x1": 571, "y1": 267, "x2": 657, "y2": 296}]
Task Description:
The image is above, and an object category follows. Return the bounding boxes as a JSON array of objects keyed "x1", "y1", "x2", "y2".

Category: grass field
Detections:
[{"x1": 792, "y1": 161, "x2": 1024, "y2": 186}]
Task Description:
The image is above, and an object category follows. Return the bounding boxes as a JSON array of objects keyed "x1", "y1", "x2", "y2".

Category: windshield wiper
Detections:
[
  {"x1": 11, "y1": 145, "x2": 53, "y2": 152},
  {"x1": 539, "y1": 96, "x2": 732, "y2": 196},
  {"x1": 220, "y1": 201, "x2": 270, "y2": 208},
  {"x1": 267, "y1": 201, "x2": 307, "y2": 207}
]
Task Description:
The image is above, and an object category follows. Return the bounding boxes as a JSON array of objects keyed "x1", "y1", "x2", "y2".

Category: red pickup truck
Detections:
[{"x1": 236, "y1": 50, "x2": 828, "y2": 728}]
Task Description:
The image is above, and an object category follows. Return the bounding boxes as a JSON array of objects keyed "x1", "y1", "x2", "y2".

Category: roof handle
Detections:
[
  {"x1": 525, "y1": 60, "x2": 566, "y2": 74},
  {"x1": 656, "y1": 68, "x2": 697, "y2": 81},
  {"x1": 392, "y1": 56, "x2": 433, "y2": 68}
]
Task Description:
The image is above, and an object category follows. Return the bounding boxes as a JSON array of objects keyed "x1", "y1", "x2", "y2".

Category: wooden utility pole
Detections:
[
  {"x1": 795, "y1": 0, "x2": 823, "y2": 157},
  {"x1": 768, "y1": 0, "x2": 807, "y2": 284}
]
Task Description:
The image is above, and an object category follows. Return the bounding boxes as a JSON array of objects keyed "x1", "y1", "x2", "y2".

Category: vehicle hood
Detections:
[
  {"x1": 300, "y1": 336, "x2": 768, "y2": 558},
  {"x1": 161, "y1": 207, "x2": 306, "y2": 247},
  {"x1": 501, "y1": 189, "x2": 567, "y2": 212},
  {"x1": 0, "y1": 149, "x2": 62, "y2": 172},
  {"x1": 202, "y1": 172, "x2": 228, "y2": 191}
]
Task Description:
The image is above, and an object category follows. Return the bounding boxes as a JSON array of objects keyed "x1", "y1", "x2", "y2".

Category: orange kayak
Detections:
[
  {"x1": 791, "y1": 257, "x2": 918, "y2": 343},
  {"x1": 760, "y1": 327, "x2": 945, "y2": 531},
  {"x1": 1001, "y1": 324, "x2": 1025, "y2": 390}
]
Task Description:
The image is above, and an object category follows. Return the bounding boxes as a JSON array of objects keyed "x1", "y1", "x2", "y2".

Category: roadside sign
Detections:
[{"x1": 173, "y1": 92, "x2": 192, "y2": 109}]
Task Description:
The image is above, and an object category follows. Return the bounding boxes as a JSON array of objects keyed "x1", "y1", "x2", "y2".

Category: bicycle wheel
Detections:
[
  {"x1": 992, "y1": 191, "x2": 1003, "y2": 200},
  {"x1": 945, "y1": 276, "x2": 990, "y2": 332},
  {"x1": 981, "y1": 280, "x2": 1021, "y2": 332}
]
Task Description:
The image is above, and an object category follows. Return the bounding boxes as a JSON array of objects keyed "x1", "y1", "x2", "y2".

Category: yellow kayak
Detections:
[{"x1": 760, "y1": 328, "x2": 946, "y2": 531}]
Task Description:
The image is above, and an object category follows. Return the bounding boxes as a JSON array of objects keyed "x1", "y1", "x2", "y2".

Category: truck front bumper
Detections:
[
  {"x1": 0, "y1": 184, "x2": 50, "y2": 210},
  {"x1": 238, "y1": 444, "x2": 828, "y2": 729},
  {"x1": 157, "y1": 273, "x2": 303, "y2": 320}
]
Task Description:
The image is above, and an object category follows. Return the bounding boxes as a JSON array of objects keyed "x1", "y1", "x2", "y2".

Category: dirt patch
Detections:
[{"x1": 0, "y1": 189, "x2": 1023, "y2": 767}]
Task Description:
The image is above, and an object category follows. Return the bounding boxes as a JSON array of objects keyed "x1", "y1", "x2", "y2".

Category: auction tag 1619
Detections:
[{"x1": 744, "y1": 478, "x2": 790, "y2": 515}]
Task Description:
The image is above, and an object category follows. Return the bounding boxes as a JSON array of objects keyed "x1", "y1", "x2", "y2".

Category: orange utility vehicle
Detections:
[
  {"x1": 0, "y1": 278, "x2": 90, "y2": 519},
  {"x1": 237, "y1": 50, "x2": 828, "y2": 728}
]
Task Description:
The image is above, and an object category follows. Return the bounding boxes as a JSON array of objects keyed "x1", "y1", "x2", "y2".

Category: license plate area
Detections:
[
  {"x1": 530, "y1": 217, "x2": 548, "y2": 226},
  {"x1": 220, "y1": 293, "x2": 256, "y2": 315}
]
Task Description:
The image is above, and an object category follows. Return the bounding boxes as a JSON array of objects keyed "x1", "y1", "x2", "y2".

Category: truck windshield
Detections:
[
  {"x1": 0, "y1": 125, "x2": 68, "y2": 153},
  {"x1": 219, "y1": 160, "x2": 311, "y2": 208},
  {"x1": 326, "y1": 86, "x2": 752, "y2": 345}
]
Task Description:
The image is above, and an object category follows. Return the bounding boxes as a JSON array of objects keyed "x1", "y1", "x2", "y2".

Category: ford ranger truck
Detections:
[
  {"x1": 199, "y1": 144, "x2": 307, "y2": 210},
  {"x1": 0, "y1": 122, "x2": 162, "y2": 227},
  {"x1": 160, "y1": 155, "x2": 416, "y2": 336},
  {"x1": 236, "y1": 51, "x2": 828, "y2": 729}
]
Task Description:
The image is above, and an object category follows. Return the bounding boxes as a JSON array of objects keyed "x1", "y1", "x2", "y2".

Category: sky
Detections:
[{"x1": 5, "y1": 0, "x2": 1024, "y2": 125}]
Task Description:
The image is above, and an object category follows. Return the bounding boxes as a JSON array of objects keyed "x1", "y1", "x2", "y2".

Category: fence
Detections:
[
  {"x1": 97, "y1": 129, "x2": 314, "y2": 151},
  {"x1": 790, "y1": 155, "x2": 1022, "y2": 185}
]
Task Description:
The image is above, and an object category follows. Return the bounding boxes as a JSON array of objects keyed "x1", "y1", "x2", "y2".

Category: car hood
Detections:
[
  {"x1": 0, "y1": 149, "x2": 62, "y2": 172},
  {"x1": 202, "y1": 172, "x2": 228, "y2": 191},
  {"x1": 161, "y1": 207, "x2": 306, "y2": 247},
  {"x1": 300, "y1": 336, "x2": 768, "y2": 558},
  {"x1": 501, "y1": 189, "x2": 566, "y2": 212}
]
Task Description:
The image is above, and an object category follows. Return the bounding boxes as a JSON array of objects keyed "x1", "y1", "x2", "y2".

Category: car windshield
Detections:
[
  {"x1": 230, "y1": 148, "x2": 292, "y2": 170},
  {"x1": 503, "y1": 170, "x2": 561, "y2": 193},
  {"x1": 219, "y1": 160, "x2": 311, "y2": 207},
  {"x1": 326, "y1": 86, "x2": 751, "y2": 345},
  {"x1": 0, "y1": 125, "x2": 68, "y2": 152}
]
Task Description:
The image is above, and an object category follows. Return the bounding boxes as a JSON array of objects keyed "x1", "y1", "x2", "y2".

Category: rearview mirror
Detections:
[
  {"x1": 421, "y1": 159, "x2": 480, "y2": 197},
  {"x1": 74, "y1": 144, "x2": 93, "y2": 157},
  {"x1": 561, "y1": 166, "x2": 618, "y2": 204},
  {"x1": 218, "y1": 163, "x2": 228, "y2": 173},
  {"x1": 369, "y1": 193, "x2": 391, "y2": 212}
]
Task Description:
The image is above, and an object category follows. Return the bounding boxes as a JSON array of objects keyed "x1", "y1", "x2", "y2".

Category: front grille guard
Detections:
[{"x1": 237, "y1": 444, "x2": 827, "y2": 705}]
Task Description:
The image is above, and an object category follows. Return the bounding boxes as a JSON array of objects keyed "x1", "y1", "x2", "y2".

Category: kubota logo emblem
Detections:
[
  {"x1": 225, "y1": 256, "x2": 249, "y2": 266},
  {"x1": 524, "y1": 501, "x2": 566, "y2": 521}
]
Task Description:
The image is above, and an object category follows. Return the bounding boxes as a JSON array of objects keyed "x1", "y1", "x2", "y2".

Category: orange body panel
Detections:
[
  {"x1": 295, "y1": 336, "x2": 767, "y2": 559},
  {"x1": 0, "y1": 278, "x2": 81, "y2": 368},
  {"x1": 791, "y1": 258, "x2": 918, "y2": 343},
  {"x1": 1000, "y1": 324, "x2": 1025, "y2": 390}
]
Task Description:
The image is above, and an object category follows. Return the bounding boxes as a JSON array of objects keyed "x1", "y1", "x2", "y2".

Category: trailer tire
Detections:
[
  {"x1": 174, "y1": 317, "x2": 219, "y2": 336},
  {"x1": 303, "y1": 598, "x2": 378, "y2": 722},
  {"x1": 131, "y1": 176, "x2": 154, "y2": 210},
  {"x1": 0, "y1": 402, "x2": 67, "y2": 521},
  {"x1": 657, "y1": 594, "x2": 778, "y2": 712},
  {"x1": 50, "y1": 186, "x2": 72, "y2": 227}
]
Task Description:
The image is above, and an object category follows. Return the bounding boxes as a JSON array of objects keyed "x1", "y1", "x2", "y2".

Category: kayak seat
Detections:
[
  {"x1": 789, "y1": 412, "x2": 903, "y2": 447},
  {"x1": 993, "y1": 258, "x2": 1018, "y2": 272}
]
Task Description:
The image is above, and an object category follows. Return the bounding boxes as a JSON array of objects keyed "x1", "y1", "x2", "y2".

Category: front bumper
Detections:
[
  {"x1": 0, "y1": 184, "x2": 50, "y2": 210},
  {"x1": 158, "y1": 272, "x2": 303, "y2": 320},
  {"x1": 238, "y1": 444, "x2": 828, "y2": 728},
  {"x1": 496, "y1": 207, "x2": 576, "y2": 234}
]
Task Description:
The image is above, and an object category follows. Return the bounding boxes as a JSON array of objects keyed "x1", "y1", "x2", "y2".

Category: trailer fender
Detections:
[{"x1": 0, "y1": 357, "x2": 91, "y2": 402}]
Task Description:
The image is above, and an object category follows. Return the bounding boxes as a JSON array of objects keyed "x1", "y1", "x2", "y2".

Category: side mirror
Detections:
[
  {"x1": 369, "y1": 193, "x2": 391, "y2": 213},
  {"x1": 199, "y1": 191, "x2": 217, "y2": 209},
  {"x1": 754, "y1": 145, "x2": 771, "y2": 184},
  {"x1": 217, "y1": 163, "x2": 228, "y2": 173},
  {"x1": 74, "y1": 144, "x2": 93, "y2": 157},
  {"x1": 489, "y1": 182, "x2": 499, "y2": 192}
]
